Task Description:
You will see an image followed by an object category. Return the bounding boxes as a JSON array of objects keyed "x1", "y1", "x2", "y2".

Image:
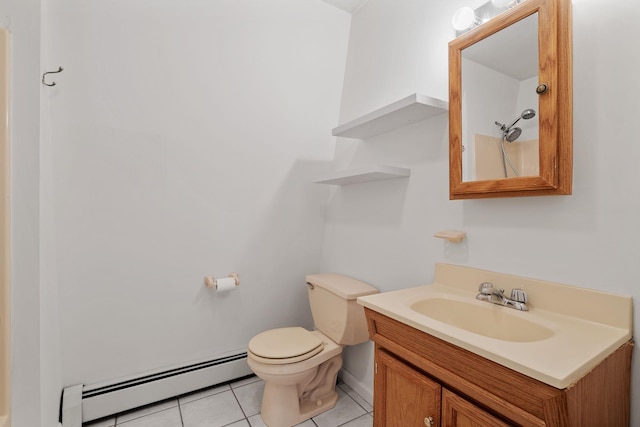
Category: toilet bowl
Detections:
[
  {"x1": 247, "y1": 274, "x2": 378, "y2": 427},
  {"x1": 248, "y1": 329, "x2": 343, "y2": 427}
]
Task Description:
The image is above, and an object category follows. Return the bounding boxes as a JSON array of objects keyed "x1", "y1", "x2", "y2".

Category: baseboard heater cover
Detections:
[{"x1": 81, "y1": 352, "x2": 252, "y2": 423}]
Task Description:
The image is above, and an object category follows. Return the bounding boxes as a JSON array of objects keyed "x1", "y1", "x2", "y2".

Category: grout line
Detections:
[
  {"x1": 335, "y1": 413, "x2": 373, "y2": 427},
  {"x1": 110, "y1": 398, "x2": 179, "y2": 426},
  {"x1": 88, "y1": 377, "x2": 372, "y2": 427},
  {"x1": 177, "y1": 399, "x2": 185, "y2": 427},
  {"x1": 229, "y1": 387, "x2": 250, "y2": 422},
  {"x1": 337, "y1": 383, "x2": 372, "y2": 414},
  {"x1": 219, "y1": 417, "x2": 249, "y2": 427},
  {"x1": 229, "y1": 375, "x2": 260, "y2": 389},
  {"x1": 176, "y1": 384, "x2": 232, "y2": 407}
]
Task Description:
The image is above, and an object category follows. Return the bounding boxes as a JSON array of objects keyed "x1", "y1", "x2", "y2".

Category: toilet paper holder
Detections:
[{"x1": 204, "y1": 273, "x2": 240, "y2": 289}]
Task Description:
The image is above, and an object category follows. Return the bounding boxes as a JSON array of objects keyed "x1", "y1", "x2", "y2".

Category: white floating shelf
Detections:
[
  {"x1": 313, "y1": 165, "x2": 411, "y2": 186},
  {"x1": 332, "y1": 93, "x2": 449, "y2": 139}
]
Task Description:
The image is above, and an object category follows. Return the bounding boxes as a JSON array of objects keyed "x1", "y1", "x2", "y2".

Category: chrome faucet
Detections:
[{"x1": 476, "y1": 282, "x2": 529, "y2": 311}]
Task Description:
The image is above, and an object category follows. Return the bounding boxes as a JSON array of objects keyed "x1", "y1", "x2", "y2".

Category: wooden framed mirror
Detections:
[{"x1": 449, "y1": 0, "x2": 572, "y2": 199}]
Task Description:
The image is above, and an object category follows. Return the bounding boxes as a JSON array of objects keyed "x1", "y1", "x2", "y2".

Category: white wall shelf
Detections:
[
  {"x1": 313, "y1": 165, "x2": 410, "y2": 185},
  {"x1": 331, "y1": 93, "x2": 449, "y2": 139}
]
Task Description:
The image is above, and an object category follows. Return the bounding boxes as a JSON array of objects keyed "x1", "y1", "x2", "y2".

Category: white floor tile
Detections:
[
  {"x1": 246, "y1": 414, "x2": 266, "y2": 427},
  {"x1": 178, "y1": 383, "x2": 231, "y2": 405},
  {"x1": 181, "y1": 390, "x2": 245, "y2": 427},
  {"x1": 116, "y1": 407, "x2": 182, "y2": 427},
  {"x1": 338, "y1": 384, "x2": 373, "y2": 413},
  {"x1": 341, "y1": 413, "x2": 373, "y2": 427},
  {"x1": 230, "y1": 375, "x2": 261, "y2": 388},
  {"x1": 312, "y1": 389, "x2": 366, "y2": 427},
  {"x1": 116, "y1": 399, "x2": 178, "y2": 424},
  {"x1": 90, "y1": 373, "x2": 373, "y2": 427},
  {"x1": 247, "y1": 414, "x2": 316, "y2": 427},
  {"x1": 232, "y1": 380, "x2": 265, "y2": 417}
]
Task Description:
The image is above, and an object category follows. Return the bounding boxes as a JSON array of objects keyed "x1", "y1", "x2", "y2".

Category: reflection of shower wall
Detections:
[
  {"x1": 461, "y1": 59, "x2": 539, "y2": 181},
  {"x1": 474, "y1": 133, "x2": 539, "y2": 180},
  {"x1": 461, "y1": 58, "x2": 519, "y2": 181}
]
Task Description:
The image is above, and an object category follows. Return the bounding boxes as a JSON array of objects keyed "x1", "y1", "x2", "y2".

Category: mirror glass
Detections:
[
  {"x1": 449, "y1": 0, "x2": 572, "y2": 199},
  {"x1": 460, "y1": 13, "x2": 539, "y2": 182}
]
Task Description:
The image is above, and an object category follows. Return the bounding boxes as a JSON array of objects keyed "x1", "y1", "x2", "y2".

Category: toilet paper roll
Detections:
[{"x1": 216, "y1": 277, "x2": 237, "y2": 292}]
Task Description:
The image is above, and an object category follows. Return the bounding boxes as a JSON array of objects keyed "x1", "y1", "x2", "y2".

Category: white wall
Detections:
[
  {"x1": 461, "y1": 58, "x2": 520, "y2": 180},
  {"x1": 40, "y1": 0, "x2": 63, "y2": 424},
  {"x1": 4, "y1": 0, "x2": 42, "y2": 426},
  {"x1": 323, "y1": 1, "x2": 640, "y2": 426},
  {"x1": 5, "y1": 0, "x2": 64, "y2": 423},
  {"x1": 46, "y1": 0, "x2": 350, "y2": 387}
]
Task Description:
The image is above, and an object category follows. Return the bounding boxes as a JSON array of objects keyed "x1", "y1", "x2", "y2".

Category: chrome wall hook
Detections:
[{"x1": 42, "y1": 66, "x2": 64, "y2": 87}]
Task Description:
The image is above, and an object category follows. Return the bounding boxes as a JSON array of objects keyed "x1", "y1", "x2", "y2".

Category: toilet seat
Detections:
[{"x1": 248, "y1": 327, "x2": 324, "y2": 365}]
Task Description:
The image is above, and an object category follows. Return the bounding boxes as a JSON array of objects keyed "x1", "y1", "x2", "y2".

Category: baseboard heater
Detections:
[{"x1": 78, "y1": 351, "x2": 252, "y2": 423}]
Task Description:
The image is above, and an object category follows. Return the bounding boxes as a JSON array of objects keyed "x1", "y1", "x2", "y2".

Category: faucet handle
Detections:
[
  {"x1": 510, "y1": 288, "x2": 528, "y2": 303},
  {"x1": 478, "y1": 282, "x2": 494, "y2": 294}
]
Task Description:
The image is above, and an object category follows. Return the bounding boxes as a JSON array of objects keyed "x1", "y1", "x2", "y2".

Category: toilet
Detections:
[{"x1": 247, "y1": 273, "x2": 378, "y2": 427}]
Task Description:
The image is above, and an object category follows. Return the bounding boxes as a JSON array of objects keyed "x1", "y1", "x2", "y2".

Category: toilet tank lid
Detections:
[{"x1": 305, "y1": 273, "x2": 378, "y2": 300}]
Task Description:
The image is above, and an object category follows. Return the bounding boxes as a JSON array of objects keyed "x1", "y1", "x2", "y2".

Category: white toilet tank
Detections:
[{"x1": 305, "y1": 273, "x2": 378, "y2": 345}]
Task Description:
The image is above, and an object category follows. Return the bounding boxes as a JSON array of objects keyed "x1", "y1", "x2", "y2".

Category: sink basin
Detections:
[
  {"x1": 357, "y1": 263, "x2": 633, "y2": 388},
  {"x1": 410, "y1": 298, "x2": 554, "y2": 342}
]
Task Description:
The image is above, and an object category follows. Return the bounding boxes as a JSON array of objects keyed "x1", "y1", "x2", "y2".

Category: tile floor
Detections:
[{"x1": 83, "y1": 376, "x2": 373, "y2": 427}]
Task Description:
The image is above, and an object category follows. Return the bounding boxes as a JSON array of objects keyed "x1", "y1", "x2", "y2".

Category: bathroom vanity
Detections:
[
  {"x1": 358, "y1": 264, "x2": 633, "y2": 426},
  {"x1": 365, "y1": 309, "x2": 631, "y2": 426}
]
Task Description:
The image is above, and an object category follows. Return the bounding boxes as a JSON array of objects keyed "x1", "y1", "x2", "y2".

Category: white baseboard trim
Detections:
[
  {"x1": 339, "y1": 369, "x2": 373, "y2": 407},
  {"x1": 82, "y1": 354, "x2": 251, "y2": 422},
  {"x1": 61, "y1": 384, "x2": 83, "y2": 427}
]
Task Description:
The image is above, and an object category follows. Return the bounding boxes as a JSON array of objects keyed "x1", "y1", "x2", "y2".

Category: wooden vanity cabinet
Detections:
[
  {"x1": 365, "y1": 308, "x2": 633, "y2": 427},
  {"x1": 441, "y1": 388, "x2": 512, "y2": 427},
  {"x1": 374, "y1": 349, "x2": 441, "y2": 427},
  {"x1": 376, "y1": 348, "x2": 510, "y2": 427}
]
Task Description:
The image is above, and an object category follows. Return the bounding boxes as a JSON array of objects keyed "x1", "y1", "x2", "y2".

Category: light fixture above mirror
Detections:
[
  {"x1": 451, "y1": 7, "x2": 479, "y2": 32},
  {"x1": 449, "y1": 0, "x2": 572, "y2": 199},
  {"x1": 492, "y1": 0, "x2": 521, "y2": 8},
  {"x1": 452, "y1": 0, "x2": 529, "y2": 35}
]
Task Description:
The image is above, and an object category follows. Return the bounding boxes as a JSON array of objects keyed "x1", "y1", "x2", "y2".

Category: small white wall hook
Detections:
[{"x1": 42, "y1": 66, "x2": 64, "y2": 87}]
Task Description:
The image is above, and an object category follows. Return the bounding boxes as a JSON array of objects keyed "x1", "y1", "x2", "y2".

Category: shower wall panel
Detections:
[{"x1": 0, "y1": 27, "x2": 10, "y2": 427}]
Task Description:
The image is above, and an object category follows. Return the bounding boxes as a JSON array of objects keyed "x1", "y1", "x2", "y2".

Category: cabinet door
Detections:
[
  {"x1": 374, "y1": 349, "x2": 441, "y2": 427},
  {"x1": 442, "y1": 388, "x2": 513, "y2": 427}
]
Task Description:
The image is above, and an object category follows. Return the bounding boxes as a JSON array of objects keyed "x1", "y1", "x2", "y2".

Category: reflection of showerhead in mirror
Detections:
[
  {"x1": 521, "y1": 108, "x2": 536, "y2": 120},
  {"x1": 494, "y1": 108, "x2": 536, "y2": 142},
  {"x1": 505, "y1": 127, "x2": 522, "y2": 142}
]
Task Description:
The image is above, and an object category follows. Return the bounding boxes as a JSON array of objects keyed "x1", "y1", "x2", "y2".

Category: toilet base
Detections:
[
  {"x1": 253, "y1": 351, "x2": 343, "y2": 427},
  {"x1": 298, "y1": 389, "x2": 339, "y2": 420},
  {"x1": 261, "y1": 387, "x2": 338, "y2": 427}
]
